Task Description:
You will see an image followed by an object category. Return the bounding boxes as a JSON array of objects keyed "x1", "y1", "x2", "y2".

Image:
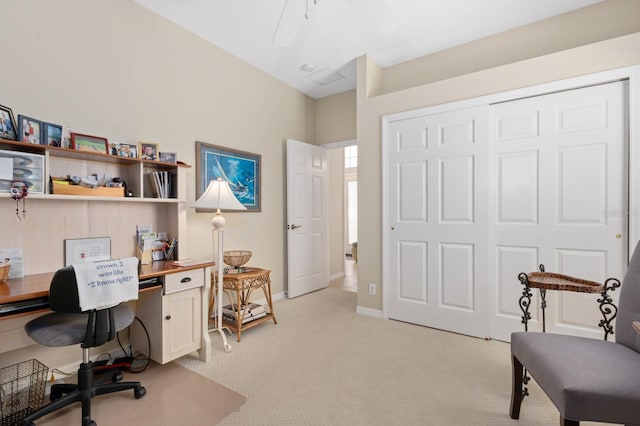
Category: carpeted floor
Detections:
[
  {"x1": 177, "y1": 286, "x2": 609, "y2": 426},
  {"x1": 31, "y1": 361, "x2": 246, "y2": 425}
]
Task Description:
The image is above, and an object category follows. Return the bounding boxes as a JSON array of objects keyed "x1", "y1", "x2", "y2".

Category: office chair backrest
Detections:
[
  {"x1": 615, "y1": 241, "x2": 640, "y2": 352},
  {"x1": 49, "y1": 266, "x2": 82, "y2": 313},
  {"x1": 48, "y1": 265, "x2": 118, "y2": 348}
]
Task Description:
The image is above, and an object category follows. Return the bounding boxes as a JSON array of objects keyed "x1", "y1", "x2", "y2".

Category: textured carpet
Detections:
[
  {"x1": 33, "y1": 361, "x2": 246, "y2": 425},
  {"x1": 178, "y1": 287, "x2": 609, "y2": 426}
]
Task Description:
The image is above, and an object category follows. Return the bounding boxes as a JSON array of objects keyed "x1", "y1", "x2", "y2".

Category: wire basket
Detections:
[{"x1": 0, "y1": 359, "x2": 48, "y2": 426}]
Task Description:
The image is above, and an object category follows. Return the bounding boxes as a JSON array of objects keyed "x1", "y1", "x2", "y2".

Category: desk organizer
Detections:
[
  {"x1": 0, "y1": 150, "x2": 44, "y2": 194},
  {"x1": 51, "y1": 181, "x2": 124, "y2": 197}
]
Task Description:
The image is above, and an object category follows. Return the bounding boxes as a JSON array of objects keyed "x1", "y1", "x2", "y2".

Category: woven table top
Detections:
[{"x1": 526, "y1": 271, "x2": 603, "y2": 293}]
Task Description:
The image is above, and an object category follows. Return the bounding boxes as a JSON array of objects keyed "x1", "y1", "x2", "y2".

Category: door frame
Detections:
[{"x1": 382, "y1": 65, "x2": 640, "y2": 322}]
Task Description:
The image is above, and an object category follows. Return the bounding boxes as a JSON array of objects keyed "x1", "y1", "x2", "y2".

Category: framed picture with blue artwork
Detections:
[{"x1": 196, "y1": 141, "x2": 261, "y2": 212}]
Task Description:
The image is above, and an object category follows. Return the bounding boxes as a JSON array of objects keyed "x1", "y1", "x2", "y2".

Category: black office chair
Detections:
[{"x1": 22, "y1": 266, "x2": 146, "y2": 426}]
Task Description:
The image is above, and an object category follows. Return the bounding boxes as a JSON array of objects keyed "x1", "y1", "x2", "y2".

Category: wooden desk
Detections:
[
  {"x1": 0, "y1": 261, "x2": 214, "y2": 363},
  {"x1": 210, "y1": 267, "x2": 277, "y2": 342}
]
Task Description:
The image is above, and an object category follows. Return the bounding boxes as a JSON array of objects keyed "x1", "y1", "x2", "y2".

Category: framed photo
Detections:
[
  {"x1": 64, "y1": 237, "x2": 111, "y2": 266},
  {"x1": 139, "y1": 142, "x2": 158, "y2": 161},
  {"x1": 71, "y1": 132, "x2": 108, "y2": 154},
  {"x1": 159, "y1": 152, "x2": 176, "y2": 163},
  {"x1": 0, "y1": 105, "x2": 18, "y2": 140},
  {"x1": 43, "y1": 122, "x2": 63, "y2": 147},
  {"x1": 109, "y1": 142, "x2": 138, "y2": 158},
  {"x1": 17, "y1": 114, "x2": 43, "y2": 145},
  {"x1": 196, "y1": 141, "x2": 261, "y2": 212}
]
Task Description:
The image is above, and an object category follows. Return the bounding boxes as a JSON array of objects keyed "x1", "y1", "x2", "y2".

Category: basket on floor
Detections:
[{"x1": 0, "y1": 359, "x2": 48, "y2": 426}]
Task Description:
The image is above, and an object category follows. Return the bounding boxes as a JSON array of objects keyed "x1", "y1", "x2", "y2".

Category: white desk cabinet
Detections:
[{"x1": 132, "y1": 266, "x2": 210, "y2": 364}]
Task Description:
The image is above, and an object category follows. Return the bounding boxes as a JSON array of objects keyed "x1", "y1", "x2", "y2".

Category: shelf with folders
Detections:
[{"x1": 0, "y1": 138, "x2": 189, "y2": 202}]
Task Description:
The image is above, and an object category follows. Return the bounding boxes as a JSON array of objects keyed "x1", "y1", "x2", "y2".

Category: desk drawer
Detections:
[{"x1": 164, "y1": 269, "x2": 204, "y2": 295}]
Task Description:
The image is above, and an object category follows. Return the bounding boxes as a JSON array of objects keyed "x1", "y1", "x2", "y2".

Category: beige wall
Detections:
[
  {"x1": 356, "y1": 6, "x2": 640, "y2": 309},
  {"x1": 314, "y1": 90, "x2": 357, "y2": 145},
  {"x1": 0, "y1": 0, "x2": 313, "y2": 367},
  {"x1": 0, "y1": 0, "x2": 314, "y2": 292},
  {"x1": 382, "y1": 0, "x2": 640, "y2": 94}
]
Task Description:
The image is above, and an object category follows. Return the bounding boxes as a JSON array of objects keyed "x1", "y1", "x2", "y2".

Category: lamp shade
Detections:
[{"x1": 193, "y1": 178, "x2": 246, "y2": 211}]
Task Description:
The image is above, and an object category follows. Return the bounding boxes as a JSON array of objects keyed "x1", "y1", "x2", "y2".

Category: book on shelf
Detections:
[
  {"x1": 223, "y1": 311, "x2": 267, "y2": 325},
  {"x1": 147, "y1": 170, "x2": 176, "y2": 199},
  {"x1": 221, "y1": 302, "x2": 266, "y2": 317}
]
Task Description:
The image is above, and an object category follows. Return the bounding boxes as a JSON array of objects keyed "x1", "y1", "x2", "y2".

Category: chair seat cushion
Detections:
[
  {"x1": 25, "y1": 304, "x2": 134, "y2": 347},
  {"x1": 511, "y1": 331, "x2": 640, "y2": 424}
]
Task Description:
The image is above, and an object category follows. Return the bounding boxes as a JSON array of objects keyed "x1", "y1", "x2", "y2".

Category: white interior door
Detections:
[
  {"x1": 286, "y1": 139, "x2": 329, "y2": 298},
  {"x1": 490, "y1": 81, "x2": 628, "y2": 341},
  {"x1": 386, "y1": 106, "x2": 490, "y2": 338}
]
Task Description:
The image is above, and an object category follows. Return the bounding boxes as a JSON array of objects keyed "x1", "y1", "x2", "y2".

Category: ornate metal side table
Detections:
[{"x1": 517, "y1": 265, "x2": 620, "y2": 340}]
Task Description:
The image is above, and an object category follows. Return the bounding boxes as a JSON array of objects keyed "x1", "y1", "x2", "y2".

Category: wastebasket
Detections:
[{"x1": 0, "y1": 359, "x2": 48, "y2": 426}]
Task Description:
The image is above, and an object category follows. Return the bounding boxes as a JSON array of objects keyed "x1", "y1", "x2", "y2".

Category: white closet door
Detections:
[
  {"x1": 490, "y1": 81, "x2": 628, "y2": 341},
  {"x1": 386, "y1": 106, "x2": 490, "y2": 338}
]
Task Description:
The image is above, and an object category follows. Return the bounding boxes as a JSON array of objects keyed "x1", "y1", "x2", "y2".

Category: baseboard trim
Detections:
[
  {"x1": 356, "y1": 305, "x2": 383, "y2": 319},
  {"x1": 329, "y1": 271, "x2": 345, "y2": 282},
  {"x1": 253, "y1": 291, "x2": 286, "y2": 306}
]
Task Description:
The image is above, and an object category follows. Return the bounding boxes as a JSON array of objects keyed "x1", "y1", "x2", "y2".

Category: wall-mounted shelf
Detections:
[
  {"x1": 0, "y1": 138, "x2": 189, "y2": 201},
  {"x1": 0, "y1": 138, "x2": 189, "y2": 169},
  {"x1": 0, "y1": 192, "x2": 185, "y2": 203}
]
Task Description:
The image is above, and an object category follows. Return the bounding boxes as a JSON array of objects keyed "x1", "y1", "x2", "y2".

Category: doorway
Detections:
[{"x1": 327, "y1": 142, "x2": 358, "y2": 293}]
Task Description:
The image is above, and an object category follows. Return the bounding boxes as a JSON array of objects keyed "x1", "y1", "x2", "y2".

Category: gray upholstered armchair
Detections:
[{"x1": 510, "y1": 242, "x2": 640, "y2": 426}]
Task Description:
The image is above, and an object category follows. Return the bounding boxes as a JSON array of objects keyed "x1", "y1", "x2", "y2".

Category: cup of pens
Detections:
[{"x1": 164, "y1": 238, "x2": 177, "y2": 261}]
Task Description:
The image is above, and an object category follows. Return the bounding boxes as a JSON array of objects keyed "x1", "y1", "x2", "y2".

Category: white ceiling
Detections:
[{"x1": 134, "y1": 0, "x2": 602, "y2": 99}]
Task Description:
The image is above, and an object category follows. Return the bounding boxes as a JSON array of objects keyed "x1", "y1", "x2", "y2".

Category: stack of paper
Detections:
[{"x1": 136, "y1": 224, "x2": 164, "y2": 253}]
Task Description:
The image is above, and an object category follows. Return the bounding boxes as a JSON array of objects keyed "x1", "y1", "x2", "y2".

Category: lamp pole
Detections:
[{"x1": 212, "y1": 210, "x2": 232, "y2": 352}]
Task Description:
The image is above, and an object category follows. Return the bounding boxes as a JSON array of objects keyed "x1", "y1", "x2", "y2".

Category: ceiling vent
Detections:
[{"x1": 306, "y1": 68, "x2": 345, "y2": 85}]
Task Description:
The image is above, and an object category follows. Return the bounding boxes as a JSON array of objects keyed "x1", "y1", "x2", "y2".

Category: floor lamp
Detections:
[{"x1": 193, "y1": 177, "x2": 246, "y2": 352}]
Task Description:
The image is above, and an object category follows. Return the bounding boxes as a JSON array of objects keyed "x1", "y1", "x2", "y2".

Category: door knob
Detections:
[
  {"x1": 616, "y1": 234, "x2": 622, "y2": 239},
  {"x1": 290, "y1": 224, "x2": 302, "y2": 230},
  {"x1": 165, "y1": 315, "x2": 171, "y2": 320}
]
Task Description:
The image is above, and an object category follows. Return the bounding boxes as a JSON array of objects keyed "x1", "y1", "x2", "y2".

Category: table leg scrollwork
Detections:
[
  {"x1": 598, "y1": 277, "x2": 620, "y2": 341},
  {"x1": 518, "y1": 272, "x2": 533, "y2": 332}
]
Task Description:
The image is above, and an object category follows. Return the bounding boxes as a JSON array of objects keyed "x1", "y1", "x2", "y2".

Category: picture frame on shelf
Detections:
[
  {"x1": 159, "y1": 152, "x2": 176, "y2": 163},
  {"x1": 0, "y1": 105, "x2": 18, "y2": 140},
  {"x1": 71, "y1": 132, "x2": 108, "y2": 154},
  {"x1": 109, "y1": 142, "x2": 138, "y2": 158},
  {"x1": 60, "y1": 126, "x2": 72, "y2": 149},
  {"x1": 139, "y1": 142, "x2": 158, "y2": 161},
  {"x1": 17, "y1": 114, "x2": 43, "y2": 145},
  {"x1": 43, "y1": 122, "x2": 63, "y2": 147},
  {"x1": 196, "y1": 141, "x2": 261, "y2": 212}
]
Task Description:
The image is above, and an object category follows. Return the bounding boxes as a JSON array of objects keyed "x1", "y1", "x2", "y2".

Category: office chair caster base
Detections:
[{"x1": 134, "y1": 386, "x2": 146, "y2": 399}]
